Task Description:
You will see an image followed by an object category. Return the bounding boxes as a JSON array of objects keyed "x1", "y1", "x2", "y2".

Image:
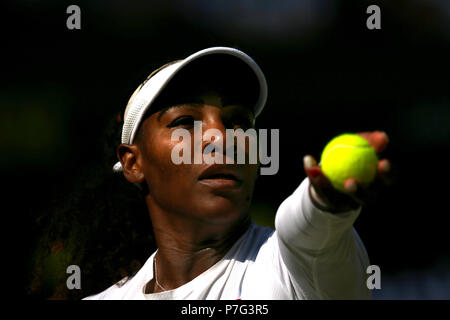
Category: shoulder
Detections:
[
  {"x1": 234, "y1": 223, "x2": 276, "y2": 260},
  {"x1": 248, "y1": 222, "x2": 274, "y2": 242},
  {"x1": 83, "y1": 251, "x2": 157, "y2": 300},
  {"x1": 82, "y1": 277, "x2": 132, "y2": 300}
]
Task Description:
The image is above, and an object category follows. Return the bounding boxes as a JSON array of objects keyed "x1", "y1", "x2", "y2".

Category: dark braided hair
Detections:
[
  {"x1": 27, "y1": 111, "x2": 156, "y2": 300},
  {"x1": 27, "y1": 61, "x2": 188, "y2": 300}
]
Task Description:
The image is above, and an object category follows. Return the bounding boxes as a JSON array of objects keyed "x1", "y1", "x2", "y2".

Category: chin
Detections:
[{"x1": 192, "y1": 195, "x2": 251, "y2": 225}]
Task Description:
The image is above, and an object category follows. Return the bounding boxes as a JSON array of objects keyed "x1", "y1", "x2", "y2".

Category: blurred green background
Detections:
[{"x1": 2, "y1": 0, "x2": 449, "y2": 299}]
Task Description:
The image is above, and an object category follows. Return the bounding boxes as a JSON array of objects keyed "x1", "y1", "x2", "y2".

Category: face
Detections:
[{"x1": 125, "y1": 93, "x2": 259, "y2": 226}]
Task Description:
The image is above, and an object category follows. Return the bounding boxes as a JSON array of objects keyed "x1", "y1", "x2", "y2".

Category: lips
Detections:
[
  {"x1": 198, "y1": 165, "x2": 243, "y2": 190},
  {"x1": 198, "y1": 165, "x2": 242, "y2": 182}
]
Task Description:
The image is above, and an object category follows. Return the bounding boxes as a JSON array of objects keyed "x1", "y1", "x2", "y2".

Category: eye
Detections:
[
  {"x1": 226, "y1": 115, "x2": 253, "y2": 130},
  {"x1": 167, "y1": 115, "x2": 195, "y2": 128}
]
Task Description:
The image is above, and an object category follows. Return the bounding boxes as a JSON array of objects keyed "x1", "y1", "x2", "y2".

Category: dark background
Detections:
[{"x1": 2, "y1": 0, "x2": 449, "y2": 299}]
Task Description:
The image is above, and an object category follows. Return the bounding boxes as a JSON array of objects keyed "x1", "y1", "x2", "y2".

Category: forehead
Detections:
[
  {"x1": 149, "y1": 83, "x2": 254, "y2": 116},
  {"x1": 155, "y1": 93, "x2": 253, "y2": 121},
  {"x1": 145, "y1": 55, "x2": 259, "y2": 118},
  {"x1": 141, "y1": 87, "x2": 255, "y2": 127}
]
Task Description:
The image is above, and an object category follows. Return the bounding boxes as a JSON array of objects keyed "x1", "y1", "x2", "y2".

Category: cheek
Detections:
[
  {"x1": 142, "y1": 135, "x2": 197, "y2": 203},
  {"x1": 144, "y1": 137, "x2": 183, "y2": 182}
]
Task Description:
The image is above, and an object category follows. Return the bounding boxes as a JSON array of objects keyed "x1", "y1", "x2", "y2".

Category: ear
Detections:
[{"x1": 117, "y1": 144, "x2": 145, "y2": 184}]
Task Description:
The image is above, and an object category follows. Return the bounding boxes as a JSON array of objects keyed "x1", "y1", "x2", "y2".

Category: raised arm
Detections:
[{"x1": 274, "y1": 131, "x2": 391, "y2": 299}]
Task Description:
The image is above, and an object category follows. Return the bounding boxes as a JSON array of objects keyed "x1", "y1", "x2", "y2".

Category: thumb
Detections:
[{"x1": 357, "y1": 131, "x2": 389, "y2": 153}]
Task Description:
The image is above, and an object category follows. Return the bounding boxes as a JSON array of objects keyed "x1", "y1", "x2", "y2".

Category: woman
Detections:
[{"x1": 85, "y1": 47, "x2": 391, "y2": 299}]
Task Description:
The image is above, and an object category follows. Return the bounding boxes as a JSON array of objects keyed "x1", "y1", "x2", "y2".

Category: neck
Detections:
[{"x1": 145, "y1": 199, "x2": 251, "y2": 293}]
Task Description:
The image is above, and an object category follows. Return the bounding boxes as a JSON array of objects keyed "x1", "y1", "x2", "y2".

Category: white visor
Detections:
[{"x1": 114, "y1": 46, "x2": 268, "y2": 172}]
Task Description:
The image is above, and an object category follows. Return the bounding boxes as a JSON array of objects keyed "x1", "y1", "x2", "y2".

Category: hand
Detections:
[{"x1": 303, "y1": 131, "x2": 392, "y2": 213}]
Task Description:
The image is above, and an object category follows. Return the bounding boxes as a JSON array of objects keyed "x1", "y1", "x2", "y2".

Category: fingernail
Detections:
[
  {"x1": 309, "y1": 167, "x2": 321, "y2": 178},
  {"x1": 380, "y1": 131, "x2": 389, "y2": 143},
  {"x1": 303, "y1": 155, "x2": 314, "y2": 170},
  {"x1": 344, "y1": 179, "x2": 358, "y2": 193},
  {"x1": 380, "y1": 160, "x2": 391, "y2": 172}
]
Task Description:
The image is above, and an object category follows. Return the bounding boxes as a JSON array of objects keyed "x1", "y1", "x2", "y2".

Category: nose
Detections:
[{"x1": 201, "y1": 109, "x2": 229, "y2": 158}]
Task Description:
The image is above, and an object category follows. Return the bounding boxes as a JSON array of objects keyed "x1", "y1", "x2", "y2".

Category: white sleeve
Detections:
[{"x1": 274, "y1": 178, "x2": 372, "y2": 300}]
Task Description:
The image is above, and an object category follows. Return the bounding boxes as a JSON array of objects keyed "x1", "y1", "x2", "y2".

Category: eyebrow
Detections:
[
  {"x1": 157, "y1": 104, "x2": 203, "y2": 121},
  {"x1": 155, "y1": 99, "x2": 253, "y2": 122}
]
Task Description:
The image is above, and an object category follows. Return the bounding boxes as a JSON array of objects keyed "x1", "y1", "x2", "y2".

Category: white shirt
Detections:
[{"x1": 84, "y1": 178, "x2": 371, "y2": 300}]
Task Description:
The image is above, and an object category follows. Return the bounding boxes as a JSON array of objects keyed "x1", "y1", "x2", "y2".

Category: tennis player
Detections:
[{"x1": 84, "y1": 47, "x2": 390, "y2": 300}]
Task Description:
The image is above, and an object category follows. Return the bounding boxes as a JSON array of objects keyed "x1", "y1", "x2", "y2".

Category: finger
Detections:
[
  {"x1": 344, "y1": 179, "x2": 371, "y2": 206},
  {"x1": 357, "y1": 131, "x2": 389, "y2": 153},
  {"x1": 303, "y1": 155, "x2": 317, "y2": 171},
  {"x1": 304, "y1": 156, "x2": 332, "y2": 189},
  {"x1": 346, "y1": 169, "x2": 389, "y2": 205},
  {"x1": 343, "y1": 178, "x2": 358, "y2": 193},
  {"x1": 377, "y1": 158, "x2": 393, "y2": 186},
  {"x1": 343, "y1": 178, "x2": 371, "y2": 206},
  {"x1": 344, "y1": 159, "x2": 392, "y2": 204},
  {"x1": 316, "y1": 174, "x2": 361, "y2": 211},
  {"x1": 303, "y1": 155, "x2": 324, "y2": 183},
  {"x1": 378, "y1": 158, "x2": 391, "y2": 174}
]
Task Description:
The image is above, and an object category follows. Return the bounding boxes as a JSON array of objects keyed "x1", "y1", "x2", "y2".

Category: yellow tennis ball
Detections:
[{"x1": 320, "y1": 133, "x2": 378, "y2": 192}]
